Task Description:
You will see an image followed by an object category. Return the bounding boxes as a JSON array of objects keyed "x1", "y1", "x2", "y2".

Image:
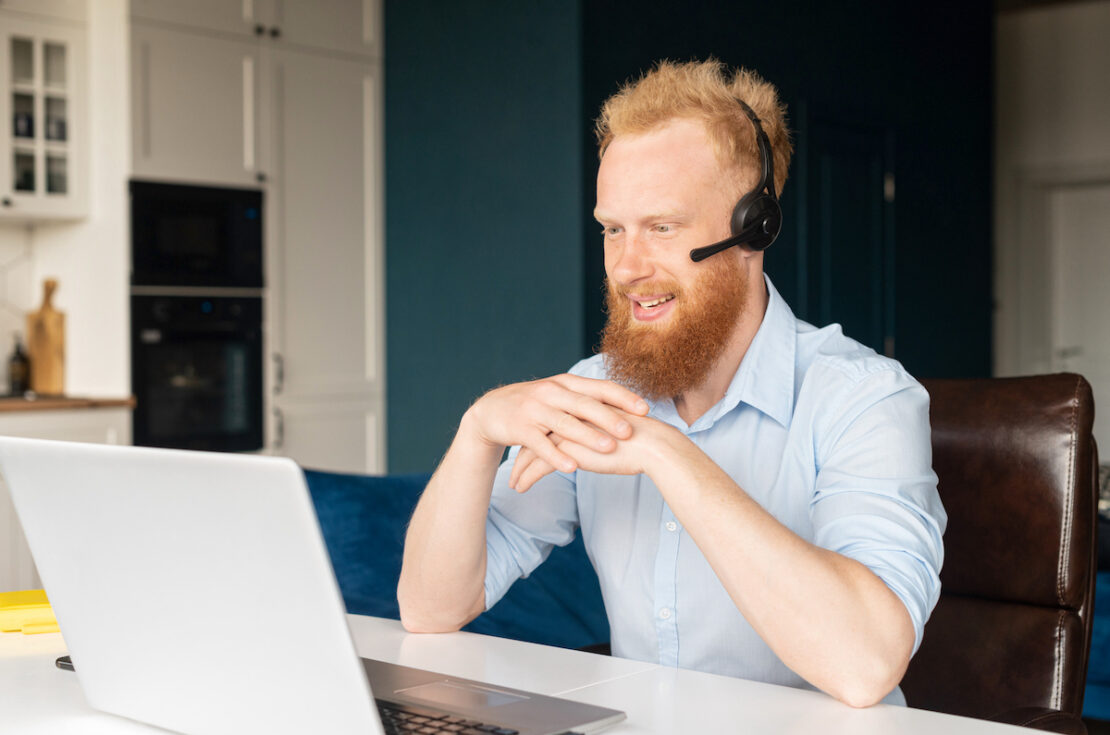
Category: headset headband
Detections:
[
  {"x1": 734, "y1": 98, "x2": 776, "y2": 203},
  {"x1": 688, "y1": 97, "x2": 783, "y2": 262}
]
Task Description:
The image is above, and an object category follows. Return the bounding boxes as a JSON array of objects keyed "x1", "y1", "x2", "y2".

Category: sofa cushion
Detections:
[
  {"x1": 303, "y1": 468, "x2": 609, "y2": 650},
  {"x1": 1083, "y1": 570, "x2": 1110, "y2": 720}
]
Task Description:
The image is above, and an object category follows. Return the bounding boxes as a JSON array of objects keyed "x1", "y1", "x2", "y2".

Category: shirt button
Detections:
[
  {"x1": 658, "y1": 608, "x2": 672, "y2": 620},
  {"x1": 665, "y1": 521, "x2": 678, "y2": 532}
]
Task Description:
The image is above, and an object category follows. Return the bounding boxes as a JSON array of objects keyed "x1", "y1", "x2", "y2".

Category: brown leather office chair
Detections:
[{"x1": 901, "y1": 374, "x2": 1098, "y2": 734}]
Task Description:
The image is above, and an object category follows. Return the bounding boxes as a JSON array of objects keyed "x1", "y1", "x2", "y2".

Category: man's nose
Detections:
[{"x1": 609, "y1": 234, "x2": 654, "y2": 284}]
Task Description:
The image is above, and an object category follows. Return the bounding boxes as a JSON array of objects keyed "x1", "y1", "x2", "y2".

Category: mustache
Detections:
[{"x1": 605, "y1": 279, "x2": 684, "y2": 299}]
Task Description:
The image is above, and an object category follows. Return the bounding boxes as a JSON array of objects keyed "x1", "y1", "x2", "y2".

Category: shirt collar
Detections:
[
  {"x1": 650, "y1": 274, "x2": 797, "y2": 432},
  {"x1": 713, "y1": 274, "x2": 797, "y2": 429}
]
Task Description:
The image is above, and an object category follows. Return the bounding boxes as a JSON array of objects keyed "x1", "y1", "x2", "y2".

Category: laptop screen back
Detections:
[{"x1": 0, "y1": 437, "x2": 382, "y2": 735}]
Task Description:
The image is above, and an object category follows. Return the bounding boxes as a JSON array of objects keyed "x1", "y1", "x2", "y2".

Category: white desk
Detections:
[{"x1": 1, "y1": 614, "x2": 1029, "y2": 734}]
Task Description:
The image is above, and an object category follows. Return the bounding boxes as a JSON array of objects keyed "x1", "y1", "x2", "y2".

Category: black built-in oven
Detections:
[
  {"x1": 131, "y1": 295, "x2": 262, "y2": 451},
  {"x1": 130, "y1": 180, "x2": 264, "y2": 452}
]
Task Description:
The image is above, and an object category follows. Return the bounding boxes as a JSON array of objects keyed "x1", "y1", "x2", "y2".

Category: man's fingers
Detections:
[
  {"x1": 516, "y1": 456, "x2": 557, "y2": 492},
  {"x1": 510, "y1": 446, "x2": 558, "y2": 492},
  {"x1": 538, "y1": 389, "x2": 637, "y2": 443},
  {"x1": 509, "y1": 446, "x2": 536, "y2": 489},
  {"x1": 522, "y1": 428, "x2": 577, "y2": 475},
  {"x1": 541, "y1": 406, "x2": 617, "y2": 452},
  {"x1": 549, "y1": 374, "x2": 649, "y2": 416}
]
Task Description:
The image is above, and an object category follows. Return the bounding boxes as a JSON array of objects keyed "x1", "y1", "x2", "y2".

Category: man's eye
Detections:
[
  {"x1": 601, "y1": 227, "x2": 621, "y2": 236},
  {"x1": 654, "y1": 224, "x2": 672, "y2": 233}
]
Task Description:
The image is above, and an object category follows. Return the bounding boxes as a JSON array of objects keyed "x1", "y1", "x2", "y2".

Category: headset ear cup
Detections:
[
  {"x1": 730, "y1": 193, "x2": 782, "y2": 251},
  {"x1": 749, "y1": 195, "x2": 782, "y2": 251},
  {"x1": 730, "y1": 193, "x2": 756, "y2": 237}
]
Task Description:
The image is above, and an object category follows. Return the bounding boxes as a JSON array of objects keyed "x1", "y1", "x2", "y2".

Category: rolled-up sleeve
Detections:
[
  {"x1": 483, "y1": 449, "x2": 580, "y2": 609},
  {"x1": 809, "y1": 369, "x2": 947, "y2": 654}
]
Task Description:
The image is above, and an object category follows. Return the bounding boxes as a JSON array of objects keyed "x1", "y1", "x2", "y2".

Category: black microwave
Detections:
[{"x1": 130, "y1": 180, "x2": 263, "y2": 288}]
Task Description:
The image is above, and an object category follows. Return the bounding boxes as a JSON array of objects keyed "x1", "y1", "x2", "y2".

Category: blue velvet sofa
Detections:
[
  {"x1": 1084, "y1": 572, "x2": 1110, "y2": 720},
  {"x1": 303, "y1": 468, "x2": 609, "y2": 650}
]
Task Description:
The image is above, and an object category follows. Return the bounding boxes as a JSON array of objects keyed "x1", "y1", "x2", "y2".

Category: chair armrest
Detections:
[
  {"x1": 990, "y1": 707, "x2": 1087, "y2": 734},
  {"x1": 576, "y1": 642, "x2": 611, "y2": 656}
]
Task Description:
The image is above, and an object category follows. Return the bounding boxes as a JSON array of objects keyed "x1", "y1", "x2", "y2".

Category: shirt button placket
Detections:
[{"x1": 653, "y1": 493, "x2": 682, "y2": 667}]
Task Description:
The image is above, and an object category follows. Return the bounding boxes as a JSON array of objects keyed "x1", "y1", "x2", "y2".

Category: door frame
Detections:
[{"x1": 998, "y1": 160, "x2": 1110, "y2": 377}]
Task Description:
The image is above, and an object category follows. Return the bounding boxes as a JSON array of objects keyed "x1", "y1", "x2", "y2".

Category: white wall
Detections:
[
  {"x1": 0, "y1": 0, "x2": 130, "y2": 397},
  {"x1": 994, "y1": 1, "x2": 1110, "y2": 376},
  {"x1": 0, "y1": 229, "x2": 34, "y2": 377}
]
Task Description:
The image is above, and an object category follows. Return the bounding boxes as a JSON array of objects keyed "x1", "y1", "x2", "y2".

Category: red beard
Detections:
[{"x1": 600, "y1": 257, "x2": 748, "y2": 402}]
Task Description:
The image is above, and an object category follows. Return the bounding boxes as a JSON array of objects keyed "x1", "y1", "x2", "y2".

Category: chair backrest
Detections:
[{"x1": 901, "y1": 374, "x2": 1098, "y2": 719}]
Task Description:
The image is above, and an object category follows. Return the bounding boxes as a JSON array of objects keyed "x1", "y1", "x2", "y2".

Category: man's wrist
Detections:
[
  {"x1": 638, "y1": 418, "x2": 689, "y2": 478},
  {"x1": 457, "y1": 406, "x2": 507, "y2": 464}
]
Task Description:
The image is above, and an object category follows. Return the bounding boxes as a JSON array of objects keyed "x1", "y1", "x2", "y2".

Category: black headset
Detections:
[{"x1": 688, "y1": 98, "x2": 782, "y2": 262}]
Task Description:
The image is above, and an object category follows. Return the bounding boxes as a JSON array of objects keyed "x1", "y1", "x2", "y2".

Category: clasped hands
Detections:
[{"x1": 463, "y1": 373, "x2": 670, "y2": 492}]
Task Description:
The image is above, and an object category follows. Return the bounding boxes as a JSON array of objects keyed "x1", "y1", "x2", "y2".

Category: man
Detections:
[{"x1": 397, "y1": 59, "x2": 945, "y2": 708}]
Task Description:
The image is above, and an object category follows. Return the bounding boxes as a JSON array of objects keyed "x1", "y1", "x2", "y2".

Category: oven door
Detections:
[{"x1": 131, "y1": 296, "x2": 263, "y2": 452}]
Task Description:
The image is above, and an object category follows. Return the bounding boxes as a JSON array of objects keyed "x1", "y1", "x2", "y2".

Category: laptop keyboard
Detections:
[{"x1": 376, "y1": 699, "x2": 520, "y2": 735}]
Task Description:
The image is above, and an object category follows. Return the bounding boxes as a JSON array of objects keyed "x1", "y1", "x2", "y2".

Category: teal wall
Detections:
[
  {"x1": 579, "y1": 1, "x2": 993, "y2": 378},
  {"x1": 385, "y1": 0, "x2": 993, "y2": 472},
  {"x1": 385, "y1": 2, "x2": 583, "y2": 472}
]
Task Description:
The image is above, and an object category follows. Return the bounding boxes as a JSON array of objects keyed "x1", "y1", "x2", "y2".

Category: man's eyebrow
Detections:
[{"x1": 593, "y1": 209, "x2": 688, "y2": 223}]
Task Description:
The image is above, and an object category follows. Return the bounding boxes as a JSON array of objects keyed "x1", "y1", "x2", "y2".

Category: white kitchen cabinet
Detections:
[
  {"x1": 130, "y1": 0, "x2": 261, "y2": 38},
  {"x1": 0, "y1": 0, "x2": 86, "y2": 24},
  {"x1": 129, "y1": 0, "x2": 385, "y2": 473},
  {"x1": 265, "y1": 0, "x2": 376, "y2": 57},
  {"x1": 263, "y1": 45, "x2": 382, "y2": 473},
  {"x1": 0, "y1": 13, "x2": 86, "y2": 221},
  {"x1": 130, "y1": 0, "x2": 377, "y2": 57},
  {"x1": 130, "y1": 23, "x2": 262, "y2": 188},
  {"x1": 0, "y1": 404, "x2": 132, "y2": 593}
]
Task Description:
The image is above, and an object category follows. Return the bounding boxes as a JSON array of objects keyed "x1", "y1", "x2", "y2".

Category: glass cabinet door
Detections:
[{"x1": 1, "y1": 17, "x2": 84, "y2": 220}]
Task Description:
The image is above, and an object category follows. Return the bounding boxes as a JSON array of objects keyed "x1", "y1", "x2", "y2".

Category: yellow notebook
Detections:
[{"x1": 0, "y1": 589, "x2": 59, "y2": 634}]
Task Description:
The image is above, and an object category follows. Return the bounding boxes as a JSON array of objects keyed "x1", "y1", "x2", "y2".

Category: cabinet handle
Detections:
[
  {"x1": 272, "y1": 352, "x2": 284, "y2": 395},
  {"x1": 1, "y1": 198, "x2": 11, "y2": 208},
  {"x1": 243, "y1": 56, "x2": 255, "y2": 171},
  {"x1": 256, "y1": 172, "x2": 267, "y2": 183},
  {"x1": 269, "y1": 26, "x2": 281, "y2": 39},
  {"x1": 273, "y1": 407, "x2": 285, "y2": 450},
  {"x1": 254, "y1": 23, "x2": 265, "y2": 36}
]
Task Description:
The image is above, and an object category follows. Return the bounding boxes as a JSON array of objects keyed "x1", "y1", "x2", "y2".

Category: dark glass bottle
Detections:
[{"x1": 8, "y1": 332, "x2": 30, "y2": 396}]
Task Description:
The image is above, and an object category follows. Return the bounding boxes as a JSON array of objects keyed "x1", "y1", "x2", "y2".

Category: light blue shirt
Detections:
[{"x1": 483, "y1": 276, "x2": 946, "y2": 704}]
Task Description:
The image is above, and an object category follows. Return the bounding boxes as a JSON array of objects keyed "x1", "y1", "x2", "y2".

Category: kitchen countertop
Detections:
[{"x1": 0, "y1": 395, "x2": 135, "y2": 413}]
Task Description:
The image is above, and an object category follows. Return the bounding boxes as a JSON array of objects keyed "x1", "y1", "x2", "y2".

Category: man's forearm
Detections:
[
  {"x1": 646, "y1": 437, "x2": 915, "y2": 707},
  {"x1": 399, "y1": 375, "x2": 646, "y2": 632},
  {"x1": 397, "y1": 413, "x2": 504, "y2": 632}
]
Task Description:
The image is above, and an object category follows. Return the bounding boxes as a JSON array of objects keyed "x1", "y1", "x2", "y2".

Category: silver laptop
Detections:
[{"x1": 0, "y1": 437, "x2": 625, "y2": 735}]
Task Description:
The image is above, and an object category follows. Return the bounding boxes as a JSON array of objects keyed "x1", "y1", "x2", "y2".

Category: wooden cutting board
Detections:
[{"x1": 26, "y1": 279, "x2": 65, "y2": 396}]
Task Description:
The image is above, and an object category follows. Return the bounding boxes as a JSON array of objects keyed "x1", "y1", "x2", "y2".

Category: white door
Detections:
[
  {"x1": 264, "y1": 46, "x2": 383, "y2": 473},
  {"x1": 131, "y1": 23, "x2": 262, "y2": 188},
  {"x1": 1050, "y1": 182, "x2": 1110, "y2": 452}
]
